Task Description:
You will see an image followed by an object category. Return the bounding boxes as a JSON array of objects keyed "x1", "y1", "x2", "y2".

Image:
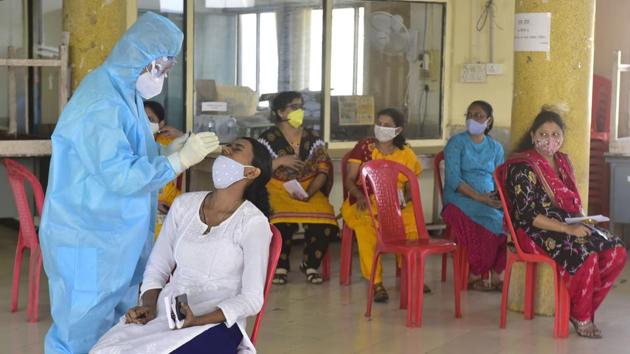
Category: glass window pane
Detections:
[
  {"x1": 239, "y1": 13, "x2": 257, "y2": 91},
  {"x1": 309, "y1": 9, "x2": 323, "y2": 91},
  {"x1": 259, "y1": 12, "x2": 278, "y2": 95},
  {"x1": 331, "y1": 1, "x2": 445, "y2": 142},
  {"x1": 193, "y1": 1, "x2": 324, "y2": 142},
  {"x1": 331, "y1": 8, "x2": 355, "y2": 96},
  {"x1": 357, "y1": 7, "x2": 364, "y2": 95}
]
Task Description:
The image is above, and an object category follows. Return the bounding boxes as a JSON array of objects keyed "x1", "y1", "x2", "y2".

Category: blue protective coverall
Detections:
[{"x1": 39, "y1": 12, "x2": 183, "y2": 354}]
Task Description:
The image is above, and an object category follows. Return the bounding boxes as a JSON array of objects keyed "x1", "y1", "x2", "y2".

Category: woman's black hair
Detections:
[
  {"x1": 270, "y1": 91, "x2": 302, "y2": 123},
  {"x1": 241, "y1": 137, "x2": 272, "y2": 217},
  {"x1": 376, "y1": 108, "x2": 407, "y2": 149},
  {"x1": 468, "y1": 100, "x2": 494, "y2": 135},
  {"x1": 143, "y1": 100, "x2": 165, "y2": 122},
  {"x1": 515, "y1": 108, "x2": 566, "y2": 152}
]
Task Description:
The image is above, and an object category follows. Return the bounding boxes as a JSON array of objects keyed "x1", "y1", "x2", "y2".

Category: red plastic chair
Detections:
[
  {"x1": 250, "y1": 224, "x2": 283, "y2": 344},
  {"x1": 2, "y1": 159, "x2": 44, "y2": 323},
  {"x1": 339, "y1": 151, "x2": 356, "y2": 285},
  {"x1": 361, "y1": 159, "x2": 461, "y2": 327},
  {"x1": 493, "y1": 164, "x2": 570, "y2": 338},
  {"x1": 320, "y1": 160, "x2": 334, "y2": 282},
  {"x1": 434, "y1": 151, "x2": 470, "y2": 290}
]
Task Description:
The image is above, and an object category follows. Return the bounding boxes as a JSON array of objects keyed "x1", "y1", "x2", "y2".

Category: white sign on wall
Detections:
[{"x1": 514, "y1": 12, "x2": 551, "y2": 52}]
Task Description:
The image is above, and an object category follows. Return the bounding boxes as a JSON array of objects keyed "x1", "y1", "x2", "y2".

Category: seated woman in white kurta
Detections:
[{"x1": 91, "y1": 137, "x2": 273, "y2": 354}]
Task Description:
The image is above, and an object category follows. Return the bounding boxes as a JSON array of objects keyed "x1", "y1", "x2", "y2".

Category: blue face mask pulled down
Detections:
[{"x1": 466, "y1": 118, "x2": 488, "y2": 136}]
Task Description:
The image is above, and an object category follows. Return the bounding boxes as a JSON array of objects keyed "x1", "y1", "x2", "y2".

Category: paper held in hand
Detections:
[
  {"x1": 283, "y1": 179, "x2": 308, "y2": 199},
  {"x1": 565, "y1": 215, "x2": 610, "y2": 224}
]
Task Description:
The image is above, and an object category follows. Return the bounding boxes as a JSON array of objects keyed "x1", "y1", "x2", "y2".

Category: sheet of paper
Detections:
[
  {"x1": 283, "y1": 179, "x2": 308, "y2": 199},
  {"x1": 564, "y1": 215, "x2": 610, "y2": 224}
]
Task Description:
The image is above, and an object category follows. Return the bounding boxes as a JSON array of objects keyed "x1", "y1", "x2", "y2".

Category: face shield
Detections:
[{"x1": 148, "y1": 56, "x2": 177, "y2": 78}]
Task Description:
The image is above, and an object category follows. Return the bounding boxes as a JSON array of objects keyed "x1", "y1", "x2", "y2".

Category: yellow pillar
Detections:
[
  {"x1": 508, "y1": 1, "x2": 596, "y2": 315},
  {"x1": 63, "y1": 0, "x2": 137, "y2": 90}
]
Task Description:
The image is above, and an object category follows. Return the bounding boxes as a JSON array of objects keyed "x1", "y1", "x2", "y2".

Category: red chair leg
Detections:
[
  {"x1": 11, "y1": 237, "x2": 25, "y2": 313},
  {"x1": 524, "y1": 262, "x2": 537, "y2": 320},
  {"x1": 500, "y1": 255, "x2": 515, "y2": 328},
  {"x1": 365, "y1": 252, "x2": 381, "y2": 318},
  {"x1": 321, "y1": 251, "x2": 330, "y2": 282},
  {"x1": 339, "y1": 225, "x2": 353, "y2": 285},
  {"x1": 558, "y1": 280, "x2": 571, "y2": 338},
  {"x1": 27, "y1": 247, "x2": 42, "y2": 322},
  {"x1": 552, "y1": 267, "x2": 570, "y2": 338},
  {"x1": 459, "y1": 247, "x2": 470, "y2": 292},
  {"x1": 452, "y1": 250, "x2": 462, "y2": 318},
  {"x1": 412, "y1": 253, "x2": 426, "y2": 327},
  {"x1": 399, "y1": 256, "x2": 408, "y2": 309},
  {"x1": 405, "y1": 253, "x2": 417, "y2": 327},
  {"x1": 441, "y1": 254, "x2": 447, "y2": 282}
]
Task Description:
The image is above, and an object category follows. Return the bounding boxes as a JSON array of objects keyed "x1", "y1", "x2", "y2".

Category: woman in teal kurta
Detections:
[{"x1": 442, "y1": 100, "x2": 506, "y2": 290}]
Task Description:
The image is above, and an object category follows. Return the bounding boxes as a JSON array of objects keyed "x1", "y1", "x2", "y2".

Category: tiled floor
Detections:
[{"x1": 1, "y1": 224, "x2": 629, "y2": 353}]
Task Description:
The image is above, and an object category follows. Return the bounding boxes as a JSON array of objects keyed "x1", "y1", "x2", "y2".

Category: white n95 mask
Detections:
[
  {"x1": 212, "y1": 155, "x2": 253, "y2": 189},
  {"x1": 149, "y1": 122, "x2": 160, "y2": 134},
  {"x1": 136, "y1": 70, "x2": 165, "y2": 99},
  {"x1": 374, "y1": 125, "x2": 399, "y2": 142}
]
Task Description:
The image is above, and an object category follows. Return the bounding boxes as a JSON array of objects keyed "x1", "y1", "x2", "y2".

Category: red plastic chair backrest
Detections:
[
  {"x1": 250, "y1": 224, "x2": 282, "y2": 345},
  {"x1": 360, "y1": 159, "x2": 430, "y2": 244},
  {"x1": 2, "y1": 159, "x2": 45, "y2": 249},
  {"x1": 591, "y1": 74, "x2": 611, "y2": 139},
  {"x1": 493, "y1": 163, "x2": 530, "y2": 260},
  {"x1": 433, "y1": 150, "x2": 445, "y2": 204}
]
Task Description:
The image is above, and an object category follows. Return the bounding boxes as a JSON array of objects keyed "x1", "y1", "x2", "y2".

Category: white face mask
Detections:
[
  {"x1": 136, "y1": 71, "x2": 165, "y2": 99},
  {"x1": 149, "y1": 122, "x2": 160, "y2": 134},
  {"x1": 374, "y1": 125, "x2": 399, "y2": 142},
  {"x1": 212, "y1": 155, "x2": 253, "y2": 189}
]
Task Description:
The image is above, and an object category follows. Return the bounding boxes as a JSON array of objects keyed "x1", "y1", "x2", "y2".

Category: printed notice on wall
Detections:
[{"x1": 514, "y1": 12, "x2": 551, "y2": 52}]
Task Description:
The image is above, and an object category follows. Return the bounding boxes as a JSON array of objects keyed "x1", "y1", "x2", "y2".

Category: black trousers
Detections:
[{"x1": 274, "y1": 223, "x2": 339, "y2": 271}]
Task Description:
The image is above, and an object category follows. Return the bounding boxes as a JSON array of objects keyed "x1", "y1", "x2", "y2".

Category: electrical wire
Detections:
[{"x1": 476, "y1": 0, "x2": 502, "y2": 32}]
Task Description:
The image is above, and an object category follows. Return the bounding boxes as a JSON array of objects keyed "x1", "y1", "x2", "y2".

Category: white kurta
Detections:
[{"x1": 90, "y1": 192, "x2": 271, "y2": 354}]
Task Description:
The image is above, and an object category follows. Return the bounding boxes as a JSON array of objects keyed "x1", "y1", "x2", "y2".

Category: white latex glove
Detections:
[
  {"x1": 162, "y1": 134, "x2": 188, "y2": 156},
  {"x1": 179, "y1": 132, "x2": 220, "y2": 168}
]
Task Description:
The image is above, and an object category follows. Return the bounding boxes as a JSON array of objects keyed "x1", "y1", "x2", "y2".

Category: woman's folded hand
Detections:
[
  {"x1": 124, "y1": 305, "x2": 156, "y2": 325},
  {"x1": 562, "y1": 223, "x2": 591, "y2": 238},
  {"x1": 479, "y1": 193, "x2": 502, "y2": 209}
]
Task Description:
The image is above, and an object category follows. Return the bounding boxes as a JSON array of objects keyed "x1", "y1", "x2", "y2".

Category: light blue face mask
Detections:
[{"x1": 466, "y1": 118, "x2": 488, "y2": 135}]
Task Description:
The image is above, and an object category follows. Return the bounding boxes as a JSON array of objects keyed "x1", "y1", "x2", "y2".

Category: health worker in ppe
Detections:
[{"x1": 39, "y1": 12, "x2": 219, "y2": 354}]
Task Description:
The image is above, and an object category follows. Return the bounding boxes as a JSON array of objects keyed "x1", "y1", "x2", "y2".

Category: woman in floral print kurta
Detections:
[{"x1": 504, "y1": 108, "x2": 626, "y2": 339}]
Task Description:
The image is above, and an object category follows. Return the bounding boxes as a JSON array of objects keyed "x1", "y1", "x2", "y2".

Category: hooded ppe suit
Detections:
[{"x1": 39, "y1": 12, "x2": 183, "y2": 354}]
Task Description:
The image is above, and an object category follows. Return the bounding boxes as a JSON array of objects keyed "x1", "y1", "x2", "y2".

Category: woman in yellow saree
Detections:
[{"x1": 341, "y1": 108, "x2": 422, "y2": 302}]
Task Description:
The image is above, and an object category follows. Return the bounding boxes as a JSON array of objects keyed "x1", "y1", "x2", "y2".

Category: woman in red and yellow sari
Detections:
[
  {"x1": 258, "y1": 91, "x2": 339, "y2": 285},
  {"x1": 504, "y1": 108, "x2": 626, "y2": 338},
  {"x1": 341, "y1": 108, "x2": 422, "y2": 303}
]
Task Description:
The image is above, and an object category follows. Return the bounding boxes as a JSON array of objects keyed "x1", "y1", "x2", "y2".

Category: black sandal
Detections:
[
  {"x1": 272, "y1": 269, "x2": 288, "y2": 285},
  {"x1": 373, "y1": 283, "x2": 389, "y2": 303},
  {"x1": 300, "y1": 263, "x2": 323, "y2": 284}
]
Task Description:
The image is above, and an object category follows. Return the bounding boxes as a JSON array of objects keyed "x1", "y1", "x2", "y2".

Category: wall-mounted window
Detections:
[
  {"x1": 194, "y1": 1, "x2": 324, "y2": 139},
  {"x1": 191, "y1": 0, "x2": 445, "y2": 146},
  {"x1": 330, "y1": 0, "x2": 445, "y2": 143}
]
